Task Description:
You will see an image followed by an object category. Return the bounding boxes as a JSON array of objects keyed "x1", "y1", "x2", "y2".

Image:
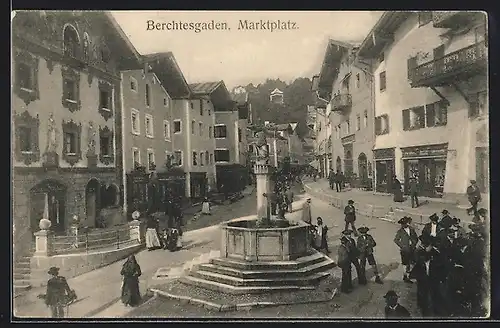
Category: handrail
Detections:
[{"x1": 413, "y1": 41, "x2": 487, "y2": 71}]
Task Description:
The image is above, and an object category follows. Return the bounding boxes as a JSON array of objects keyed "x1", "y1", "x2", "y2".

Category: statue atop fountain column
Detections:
[
  {"x1": 253, "y1": 131, "x2": 272, "y2": 224},
  {"x1": 255, "y1": 131, "x2": 269, "y2": 165}
]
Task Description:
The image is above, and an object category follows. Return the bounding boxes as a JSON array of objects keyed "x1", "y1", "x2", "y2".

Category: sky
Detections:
[{"x1": 112, "y1": 11, "x2": 383, "y2": 89}]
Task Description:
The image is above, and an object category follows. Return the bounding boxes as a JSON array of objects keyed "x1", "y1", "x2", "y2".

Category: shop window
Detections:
[
  {"x1": 98, "y1": 81, "x2": 113, "y2": 120},
  {"x1": 193, "y1": 151, "x2": 197, "y2": 166},
  {"x1": 402, "y1": 106, "x2": 425, "y2": 131},
  {"x1": 469, "y1": 91, "x2": 488, "y2": 118},
  {"x1": 214, "y1": 125, "x2": 227, "y2": 138},
  {"x1": 145, "y1": 114, "x2": 154, "y2": 138},
  {"x1": 418, "y1": 12, "x2": 433, "y2": 26},
  {"x1": 174, "y1": 150, "x2": 182, "y2": 166},
  {"x1": 215, "y1": 149, "x2": 230, "y2": 162},
  {"x1": 425, "y1": 101, "x2": 448, "y2": 127},
  {"x1": 63, "y1": 25, "x2": 80, "y2": 58},
  {"x1": 14, "y1": 111, "x2": 40, "y2": 165},
  {"x1": 379, "y1": 71, "x2": 386, "y2": 91},
  {"x1": 99, "y1": 125, "x2": 114, "y2": 165},
  {"x1": 375, "y1": 115, "x2": 389, "y2": 135},
  {"x1": 131, "y1": 109, "x2": 140, "y2": 135},
  {"x1": 61, "y1": 66, "x2": 81, "y2": 112},
  {"x1": 62, "y1": 119, "x2": 82, "y2": 166},
  {"x1": 173, "y1": 120, "x2": 181, "y2": 133}
]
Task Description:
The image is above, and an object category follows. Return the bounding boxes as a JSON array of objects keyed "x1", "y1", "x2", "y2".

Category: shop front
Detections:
[
  {"x1": 401, "y1": 143, "x2": 448, "y2": 198},
  {"x1": 190, "y1": 172, "x2": 207, "y2": 201},
  {"x1": 374, "y1": 148, "x2": 395, "y2": 193}
]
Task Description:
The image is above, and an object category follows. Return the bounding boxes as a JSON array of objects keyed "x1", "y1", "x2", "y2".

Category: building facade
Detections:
[
  {"x1": 313, "y1": 108, "x2": 330, "y2": 177},
  {"x1": 319, "y1": 41, "x2": 375, "y2": 188},
  {"x1": 12, "y1": 11, "x2": 142, "y2": 260},
  {"x1": 120, "y1": 69, "x2": 174, "y2": 213},
  {"x1": 358, "y1": 11, "x2": 488, "y2": 199}
]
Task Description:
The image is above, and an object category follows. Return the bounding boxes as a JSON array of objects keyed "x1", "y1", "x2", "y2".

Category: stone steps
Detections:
[
  {"x1": 198, "y1": 256, "x2": 336, "y2": 279},
  {"x1": 210, "y1": 251, "x2": 324, "y2": 271},
  {"x1": 179, "y1": 275, "x2": 316, "y2": 295},
  {"x1": 13, "y1": 256, "x2": 32, "y2": 291}
]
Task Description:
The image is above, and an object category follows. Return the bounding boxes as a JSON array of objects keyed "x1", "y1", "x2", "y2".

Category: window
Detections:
[
  {"x1": 100, "y1": 134, "x2": 111, "y2": 156},
  {"x1": 190, "y1": 102, "x2": 194, "y2": 109},
  {"x1": 99, "y1": 90, "x2": 110, "y2": 111},
  {"x1": 200, "y1": 152, "x2": 204, "y2": 166},
  {"x1": 215, "y1": 149, "x2": 230, "y2": 162},
  {"x1": 173, "y1": 120, "x2": 181, "y2": 134},
  {"x1": 147, "y1": 149, "x2": 155, "y2": 171},
  {"x1": 191, "y1": 120, "x2": 196, "y2": 135},
  {"x1": 61, "y1": 120, "x2": 82, "y2": 166},
  {"x1": 15, "y1": 112, "x2": 40, "y2": 164},
  {"x1": 145, "y1": 84, "x2": 151, "y2": 107},
  {"x1": 145, "y1": 114, "x2": 154, "y2": 138},
  {"x1": 64, "y1": 79, "x2": 77, "y2": 101},
  {"x1": 200, "y1": 99, "x2": 204, "y2": 116},
  {"x1": 209, "y1": 153, "x2": 214, "y2": 164},
  {"x1": 469, "y1": 91, "x2": 488, "y2": 118},
  {"x1": 248, "y1": 144, "x2": 254, "y2": 153},
  {"x1": 425, "y1": 101, "x2": 448, "y2": 127},
  {"x1": 402, "y1": 106, "x2": 425, "y2": 131},
  {"x1": 363, "y1": 110, "x2": 368, "y2": 128},
  {"x1": 64, "y1": 132, "x2": 77, "y2": 154},
  {"x1": 63, "y1": 25, "x2": 80, "y2": 58},
  {"x1": 205, "y1": 151, "x2": 209, "y2": 165},
  {"x1": 61, "y1": 67, "x2": 80, "y2": 112},
  {"x1": 209, "y1": 126, "x2": 212, "y2": 138},
  {"x1": 19, "y1": 126, "x2": 32, "y2": 152},
  {"x1": 375, "y1": 115, "x2": 389, "y2": 135},
  {"x1": 16, "y1": 62, "x2": 33, "y2": 91},
  {"x1": 356, "y1": 73, "x2": 360, "y2": 89},
  {"x1": 192, "y1": 151, "x2": 197, "y2": 166},
  {"x1": 214, "y1": 125, "x2": 227, "y2": 138},
  {"x1": 238, "y1": 128, "x2": 242, "y2": 142},
  {"x1": 199, "y1": 122, "x2": 203, "y2": 136},
  {"x1": 346, "y1": 119, "x2": 351, "y2": 134},
  {"x1": 99, "y1": 126, "x2": 114, "y2": 165},
  {"x1": 418, "y1": 11, "x2": 432, "y2": 26},
  {"x1": 130, "y1": 77, "x2": 138, "y2": 92},
  {"x1": 101, "y1": 46, "x2": 110, "y2": 64},
  {"x1": 163, "y1": 120, "x2": 171, "y2": 140},
  {"x1": 173, "y1": 150, "x2": 182, "y2": 166},
  {"x1": 407, "y1": 56, "x2": 417, "y2": 81},
  {"x1": 131, "y1": 109, "x2": 140, "y2": 135},
  {"x1": 356, "y1": 114, "x2": 361, "y2": 131},
  {"x1": 164, "y1": 98, "x2": 169, "y2": 107},
  {"x1": 132, "y1": 147, "x2": 141, "y2": 167},
  {"x1": 379, "y1": 71, "x2": 386, "y2": 91}
]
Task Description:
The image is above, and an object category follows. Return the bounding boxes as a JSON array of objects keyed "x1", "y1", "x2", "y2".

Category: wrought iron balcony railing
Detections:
[
  {"x1": 432, "y1": 11, "x2": 480, "y2": 29},
  {"x1": 410, "y1": 41, "x2": 487, "y2": 88},
  {"x1": 331, "y1": 94, "x2": 352, "y2": 111}
]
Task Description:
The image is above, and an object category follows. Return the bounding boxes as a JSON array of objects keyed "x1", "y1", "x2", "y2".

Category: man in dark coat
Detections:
[
  {"x1": 357, "y1": 226, "x2": 383, "y2": 284},
  {"x1": 337, "y1": 235, "x2": 352, "y2": 293},
  {"x1": 44, "y1": 267, "x2": 73, "y2": 318},
  {"x1": 408, "y1": 175, "x2": 419, "y2": 208},
  {"x1": 421, "y1": 213, "x2": 441, "y2": 246},
  {"x1": 335, "y1": 170, "x2": 343, "y2": 192},
  {"x1": 314, "y1": 217, "x2": 330, "y2": 253},
  {"x1": 410, "y1": 235, "x2": 435, "y2": 317},
  {"x1": 394, "y1": 216, "x2": 419, "y2": 283},
  {"x1": 440, "y1": 209, "x2": 454, "y2": 230},
  {"x1": 343, "y1": 229, "x2": 367, "y2": 286},
  {"x1": 384, "y1": 290, "x2": 411, "y2": 318},
  {"x1": 466, "y1": 180, "x2": 481, "y2": 219},
  {"x1": 343, "y1": 200, "x2": 358, "y2": 234},
  {"x1": 328, "y1": 169, "x2": 335, "y2": 190}
]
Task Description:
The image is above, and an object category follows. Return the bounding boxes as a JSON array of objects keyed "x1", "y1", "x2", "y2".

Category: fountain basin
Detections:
[{"x1": 220, "y1": 218, "x2": 312, "y2": 262}]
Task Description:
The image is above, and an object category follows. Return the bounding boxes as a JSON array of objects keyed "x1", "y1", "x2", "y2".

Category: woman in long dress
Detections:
[
  {"x1": 145, "y1": 216, "x2": 162, "y2": 251},
  {"x1": 393, "y1": 176, "x2": 404, "y2": 202},
  {"x1": 120, "y1": 255, "x2": 141, "y2": 307},
  {"x1": 201, "y1": 197, "x2": 211, "y2": 215}
]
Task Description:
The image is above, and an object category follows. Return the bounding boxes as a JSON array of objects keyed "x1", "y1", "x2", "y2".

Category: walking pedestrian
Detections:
[
  {"x1": 145, "y1": 215, "x2": 162, "y2": 251},
  {"x1": 394, "y1": 216, "x2": 418, "y2": 283},
  {"x1": 335, "y1": 170, "x2": 342, "y2": 192},
  {"x1": 43, "y1": 266, "x2": 74, "y2": 318},
  {"x1": 466, "y1": 180, "x2": 481, "y2": 219},
  {"x1": 384, "y1": 290, "x2": 411, "y2": 318},
  {"x1": 314, "y1": 217, "x2": 330, "y2": 254},
  {"x1": 301, "y1": 198, "x2": 312, "y2": 225},
  {"x1": 201, "y1": 197, "x2": 211, "y2": 215},
  {"x1": 338, "y1": 171, "x2": 345, "y2": 191},
  {"x1": 120, "y1": 255, "x2": 142, "y2": 307},
  {"x1": 392, "y1": 176, "x2": 404, "y2": 202},
  {"x1": 409, "y1": 175, "x2": 419, "y2": 208},
  {"x1": 328, "y1": 169, "x2": 335, "y2": 190},
  {"x1": 477, "y1": 208, "x2": 488, "y2": 224},
  {"x1": 342, "y1": 229, "x2": 367, "y2": 286},
  {"x1": 357, "y1": 226, "x2": 383, "y2": 284},
  {"x1": 338, "y1": 235, "x2": 353, "y2": 293},
  {"x1": 343, "y1": 200, "x2": 358, "y2": 234}
]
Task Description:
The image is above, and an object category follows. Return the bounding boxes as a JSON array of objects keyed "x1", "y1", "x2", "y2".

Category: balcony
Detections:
[
  {"x1": 432, "y1": 11, "x2": 483, "y2": 29},
  {"x1": 410, "y1": 41, "x2": 487, "y2": 88},
  {"x1": 331, "y1": 94, "x2": 352, "y2": 111}
]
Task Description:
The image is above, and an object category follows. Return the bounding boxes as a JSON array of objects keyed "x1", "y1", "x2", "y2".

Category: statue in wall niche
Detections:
[
  {"x1": 87, "y1": 121, "x2": 97, "y2": 155},
  {"x1": 46, "y1": 113, "x2": 58, "y2": 153}
]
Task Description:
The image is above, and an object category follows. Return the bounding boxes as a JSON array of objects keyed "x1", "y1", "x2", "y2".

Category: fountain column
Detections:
[{"x1": 254, "y1": 159, "x2": 272, "y2": 220}]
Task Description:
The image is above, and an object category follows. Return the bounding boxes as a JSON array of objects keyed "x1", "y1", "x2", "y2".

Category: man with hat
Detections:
[
  {"x1": 440, "y1": 209, "x2": 454, "y2": 230},
  {"x1": 421, "y1": 213, "x2": 440, "y2": 242},
  {"x1": 343, "y1": 199, "x2": 358, "y2": 235},
  {"x1": 337, "y1": 235, "x2": 353, "y2": 293},
  {"x1": 343, "y1": 229, "x2": 367, "y2": 286},
  {"x1": 384, "y1": 290, "x2": 411, "y2": 318},
  {"x1": 477, "y1": 208, "x2": 488, "y2": 224},
  {"x1": 394, "y1": 216, "x2": 418, "y2": 283},
  {"x1": 44, "y1": 267, "x2": 73, "y2": 318},
  {"x1": 410, "y1": 234, "x2": 437, "y2": 317},
  {"x1": 466, "y1": 180, "x2": 481, "y2": 219},
  {"x1": 357, "y1": 226, "x2": 383, "y2": 284}
]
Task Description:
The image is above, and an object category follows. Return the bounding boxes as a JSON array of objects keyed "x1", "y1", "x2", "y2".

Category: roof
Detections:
[
  {"x1": 270, "y1": 88, "x2": 283, "y2": 95},
  {"x1": 189, "y1": 81, "x2": 223, "y2": 95},
  {"x1": 104, "y1": 12, "x2": 142, "y2": 64},
  {"x1": 143, "y1": 52, "x2": 191, "y2": 99},
  {"x1": 232, "y1": 92, "x2": 248, "y2": 104},
  {"x1": 358, "y1": 12, "x2": 411, "y2": 58}
]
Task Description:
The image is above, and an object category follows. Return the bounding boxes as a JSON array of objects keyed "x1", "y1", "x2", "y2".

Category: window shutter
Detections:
[
  {"x1": 468, "y1": 93, "x2": 479, "y2": 118},
  {"x1": 426, "y1": 103, "x2": 436, "y2": 127},
  {"x1": 439, "y1": 101, "x2": 448, "y2": 126},
  {"x1": 384, "y1": 115, "x2": 390, "y2": 133},
  {"x1": 417, "y1": 106, "x2": 426, "y2": 128},
  {"x1": 402, "y1": 109, "x2": 410, "y2": 131},
  {"x1": 407, "y1": 57, "x2": 417, "y2": 81}
]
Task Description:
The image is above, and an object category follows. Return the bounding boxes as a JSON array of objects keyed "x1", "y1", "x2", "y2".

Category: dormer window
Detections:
[{"x1": 63, "y1": 25, "x2": 80, "y2": 58}]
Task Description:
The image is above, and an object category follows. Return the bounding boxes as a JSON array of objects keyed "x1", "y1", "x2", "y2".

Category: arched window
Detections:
[{"x1": 63, "y1": 25, "x2": 80, "y2": 58}]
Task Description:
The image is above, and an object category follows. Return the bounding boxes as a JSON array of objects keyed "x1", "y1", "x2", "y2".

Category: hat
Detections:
[
  {"x1": 429, "y1": 213, "x2": 439, "y2": 222},
  {"x1": 452, "y1": 217, "x2": 461, "y2": 224},
  {"x1": 316, "y1": 217, "x2": 323, "y2": 223},
  {"x1": 383, "y1": 290, "x2": 398, "y2": 299},
  {"x1": 47, "y1": 267, "x2": 60, "y2": 275},
  {"x1": 447, "y1": 225, "x2": 459, "y2": 232},
  {"x1": 478, "y1": 208, "x2": 488, "y2": 215},
  {"x1": 348, "y1": 200, "x2": 354, "y2": 204},
  {"x1": 342, "y1": 229, "x2": 353, "y2": 235},
  {"x1": 398, "y1": 217, "x2": 408, "y2": 224},
  {"x1": 442, "y1": 209, "x2": 449, "y2": 215},
  {"x1": 470, "y1": 180, "x2": 477, "y2": 184},
  {"x1": 358, "y1": 226, "x2": 370, "y2": 233}
]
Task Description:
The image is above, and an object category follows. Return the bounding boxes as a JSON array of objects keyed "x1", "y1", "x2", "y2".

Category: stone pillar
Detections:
[
  {"x1": 254, "y1": 161, "x2": 271, "y2": 220},
  {"x1": 34, "y1": 230, "x2": 53, "y2": 257}
]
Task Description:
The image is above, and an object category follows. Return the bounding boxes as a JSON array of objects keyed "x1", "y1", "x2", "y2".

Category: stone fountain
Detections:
[{"x1": 180, "y1": 132, "x2": 335, "y2": 294}]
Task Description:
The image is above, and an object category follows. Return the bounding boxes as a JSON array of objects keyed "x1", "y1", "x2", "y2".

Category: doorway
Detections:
[
  {"x1": 30, "y1": 180, "x2": 67, "y2": 234},
  {"x1": 358, "y1": 153, "x2": 368, "y2": 182},
  {"x1": 85, "y1": 179, "x2": 100, "y2": 227}
]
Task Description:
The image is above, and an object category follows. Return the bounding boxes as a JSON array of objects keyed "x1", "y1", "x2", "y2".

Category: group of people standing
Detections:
[
  {"x1": 393, "y1": 210, "x2": 488, "y2": 317},
  {"x1": 143, "y1": 198, "x2": 184, "y2": 252},
  {"x1": 328, "y1": 169, "x2": 346, "y2": 192}
]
